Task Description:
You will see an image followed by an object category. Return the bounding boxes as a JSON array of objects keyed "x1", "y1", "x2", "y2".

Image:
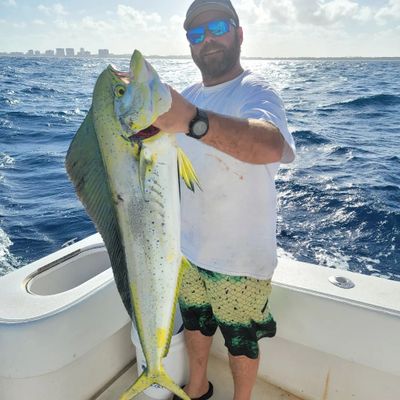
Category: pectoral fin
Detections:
[{"x1": 177, "y1": 148, "x2": 201, "y2": 192}]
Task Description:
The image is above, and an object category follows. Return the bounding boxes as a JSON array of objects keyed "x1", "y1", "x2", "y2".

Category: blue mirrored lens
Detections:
[
  {"x1": 187, "y1": 19, "x2": 232, "y2": 45},
  {"x1": 187, "y1": 26, "x2": 206, "y2": 44},
  {"x1": 208, "y1": 20, "x2": 230, "y2": 36}
]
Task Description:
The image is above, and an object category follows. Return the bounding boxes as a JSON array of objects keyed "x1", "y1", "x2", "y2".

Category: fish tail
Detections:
[
  {"x1": 156, "y1": 367, "x2": 190, "y2": 400},
  {"x1": 119, "y1": 367, "x2": 190, "y2": 400}
]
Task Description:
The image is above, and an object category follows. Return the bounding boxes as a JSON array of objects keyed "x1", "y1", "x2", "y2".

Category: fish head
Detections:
[
  {"x1": 112, "y1": 50, "x2": 172, "y2": 142},
  {"x1": 91, "y1": 50, "x2": 172, "y2": 144}
]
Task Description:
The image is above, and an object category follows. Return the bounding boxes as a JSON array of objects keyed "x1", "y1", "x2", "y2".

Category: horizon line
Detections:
[{"x1": 1, "y1": 53, "x2": 399, "y2": 60}]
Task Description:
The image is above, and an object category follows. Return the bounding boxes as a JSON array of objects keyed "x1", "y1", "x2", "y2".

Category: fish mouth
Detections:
[
  {"x1": 119, "y1": 116, "x2": 161, "y2": 142},
  {"x1": 109, "y1": 65, "x2": 130, "y2": 83},
  {"x1": 118, "y1": 115, "x2": 161, "y2": 142},
  {"x1": 128, "y1": 125, "x2": 161, "y2": 141}
]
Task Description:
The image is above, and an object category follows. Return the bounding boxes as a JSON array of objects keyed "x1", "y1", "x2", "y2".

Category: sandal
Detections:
[{"x1": 172, "y1": 381, "x2": 214, "y2": 400}]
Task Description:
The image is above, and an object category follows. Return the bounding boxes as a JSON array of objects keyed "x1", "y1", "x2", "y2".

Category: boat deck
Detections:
[{"x1": 96, "y1": 355, "x2": 302, "y2": 400}]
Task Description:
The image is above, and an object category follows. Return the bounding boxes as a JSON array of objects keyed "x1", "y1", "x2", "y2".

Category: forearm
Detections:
[
  {"x1": 202, "y1": 112, "x2": 284, "y2": 164},
  {"x1": 154, "y1": 87, "x2": 285, "y2": 165}
]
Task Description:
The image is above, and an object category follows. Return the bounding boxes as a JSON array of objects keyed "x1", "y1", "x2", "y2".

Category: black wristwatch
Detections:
[{"x1": 186, "y1": 108, "x2": 209, "y2": 139}]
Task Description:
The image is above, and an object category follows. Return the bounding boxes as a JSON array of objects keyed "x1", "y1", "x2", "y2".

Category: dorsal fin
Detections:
[{"x1": 65, "y1": 108, "x2": 133, "y2": 318}]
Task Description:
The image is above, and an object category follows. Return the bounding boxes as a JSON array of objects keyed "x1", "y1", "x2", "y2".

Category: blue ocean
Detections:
[{"x1": 0, "y1": 56, "x2": 399, "y2": 281}]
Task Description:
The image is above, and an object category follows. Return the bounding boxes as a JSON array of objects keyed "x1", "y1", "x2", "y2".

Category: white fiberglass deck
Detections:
[
  {"x1": 95, "y1": 355, "x2": 302, "y2": 400},
  {"x1": 2, "y1": 234, "x2": 399, "y2": 400}
]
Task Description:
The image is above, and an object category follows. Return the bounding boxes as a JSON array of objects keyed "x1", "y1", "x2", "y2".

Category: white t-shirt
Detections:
[{"x1": 177, "y1": 70, "x2": 295, "y2": 280}]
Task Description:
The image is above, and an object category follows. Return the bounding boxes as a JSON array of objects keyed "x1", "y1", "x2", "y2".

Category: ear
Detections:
[{"x1": 237, "y1": 26, "x2": 244, "y2": 46}]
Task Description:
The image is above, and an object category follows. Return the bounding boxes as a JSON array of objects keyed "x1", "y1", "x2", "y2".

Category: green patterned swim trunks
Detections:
[{"x1": 178, "y1": 261, "x2": 276, "y2": 359}]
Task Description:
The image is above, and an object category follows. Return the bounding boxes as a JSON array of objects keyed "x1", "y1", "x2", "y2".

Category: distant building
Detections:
[
  {"x1": 66, "y1": 48, "x2": 75, "y2": 57},
  {"x1": 34, "y1": 51, "x2": 41, "y2": 56},
  {"x1": 98, "y1": 49, "x2": 109, "y2": 57},
  {"x1": 10, "y1": 52, "x2": 24, "y2": 56},
  {"x1": 26, "y1": 50, "x2": 34, "y2": 56},
  {"x1": 45, "y1": 50, "x2": 55, "y2": 56},
  {"x1": 56, "y1": 48, "x2": 65, "y2": 57},
  {"x1": 77, "y1": 47, "x2": 91, "y2": 57}
]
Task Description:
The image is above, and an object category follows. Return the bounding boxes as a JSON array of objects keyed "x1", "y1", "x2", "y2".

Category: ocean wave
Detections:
[
  {"x1": 327, "y1": 145, "x2": 355, "y2": 157},
  {"x1": 0, "y1": 153, "x2": 15, "y2": 168},
  {"x1": 283, "y1": 86, "x2": 305, "y2": 93},
  {"x1": 354, "y1": 111, "x2": 387, "y2": 119},
  {"x1": 278, "y1": 175, "x2": 400, "y2": 257},
  {"x1": 21, "y1": 86, "x2": 59, "y2": 96},
  {"x1": 292, "y1": 130, "x2": 331, "y2": 146},
  {"x1": 0, "y1": 227, "x2": 19, "y2": 277},
  {"x1": 4, "y1": 109, "x2": 85, "y2": 126},
  {"x1": 14, "y1": 60, "x2": 43, "y2": 68},
  {"x1": 314, "y1": 248, "x2": 351, "y2": 270},
  {"x1": 0, "y1": 95, "x2": 20, "y2": 106},
  {"x1": 0, "y1": 117, "x2": 13, "y2": 129},
  {"x1": 46, "y1": 108, "x2": 87, "y2": 118},
  {"x1": 329, "y1": 94, "x2": 400, "y2": 108},
  {"x1": 5, "y1": 111, "x2": 44, "y2": 120},
  {"x1": 370, "y1": 184, "x2": 400, "y2": 193},
  {"x1": 0, "y1": 77, "x2": 15, "y2": 85}
]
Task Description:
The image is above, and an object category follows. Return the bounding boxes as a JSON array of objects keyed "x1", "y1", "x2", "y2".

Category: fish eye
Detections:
[{"x1": 114, "y1": 85, "x2": 126, "y2": 98}]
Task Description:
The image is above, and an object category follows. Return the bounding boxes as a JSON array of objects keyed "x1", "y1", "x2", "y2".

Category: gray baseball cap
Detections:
[{"x1": 184, "y1": 0, "x2": 240, "y2": 30}]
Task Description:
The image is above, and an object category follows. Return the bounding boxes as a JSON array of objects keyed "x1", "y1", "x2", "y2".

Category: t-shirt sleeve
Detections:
[{"x1": 239, "y1": 86, "x2": 296, "y2": 164}]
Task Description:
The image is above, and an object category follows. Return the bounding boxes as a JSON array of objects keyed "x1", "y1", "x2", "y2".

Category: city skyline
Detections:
[
  {"x1": 0, "y1": 0, "x2": 399, "y2": 57},
  {"x1": 0, "y1": 47, "x2": 109, "y2": 57},
  {"x1": 1, "y1": 47, "x2": 399, "y2": 60}
]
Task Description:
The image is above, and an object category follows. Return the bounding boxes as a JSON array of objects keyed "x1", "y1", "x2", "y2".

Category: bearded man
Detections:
[{"x1": 154, "y1": 1, "x2": 296, "y2": 399}]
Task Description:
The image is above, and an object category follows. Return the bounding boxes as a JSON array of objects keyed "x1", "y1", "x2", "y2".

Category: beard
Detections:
[{"x1": 191, "y1": 31, "x2": 241, "y2": 81}]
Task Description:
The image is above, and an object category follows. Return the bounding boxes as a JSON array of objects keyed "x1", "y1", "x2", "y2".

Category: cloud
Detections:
[
  {"x1": 375, "y1": 0, "x2": 400, "y2": 23},
  {"x1": 235, "y1": 0, "x2": 377, "y2": 27},
  {"x1": 116, "y1": 5, "x2": 162, "y2": 30},
  {"x1": 317, "y1": 0, "x2": 359, "y2": 22},
  {"x1": 3, "y1": 0, "x2": 16, "y2": 6},
  {"x1": 235, "y1": 0, "x2": 272, "y2": 26},
  {"x1": 290, "y1": 0, "x2": 361, "y2": 25},
  {"x1": 239, "y1": 0, "x2": 400, "y2": 56},
  {"x1": 53, "y1": 18, "x2": 70, "y2": 30},
  {"x1": 38, "y1": 3, "x2": 68, "y2": 17},
  {"x1": 3, "y1": 0, "x2": 398, "y2": 57},
  {"x1": 169, "y1": 14, "x2": 184, "y2": 26},
  {"x1": 80, "y1": 16, "x2": 113, "y2": 31},
  {"x1": 12, "y1": 22, "x2": 26, "y2": 28},
  {"x1": 353, "y1": 6, "x2": 374, "y2": 22},
  {"x1": 268, "y1": 0, "x2": 297, "y2": 23}
]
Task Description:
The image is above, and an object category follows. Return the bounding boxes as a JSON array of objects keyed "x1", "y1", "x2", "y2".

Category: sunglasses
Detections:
[{"x1": 186, "y1": 19, "x2": 237, "y2": 45}]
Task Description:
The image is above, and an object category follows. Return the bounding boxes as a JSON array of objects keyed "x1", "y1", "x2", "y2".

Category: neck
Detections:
[{"x1": 202, "y1": 62, "x2": 244, "y2": 87}]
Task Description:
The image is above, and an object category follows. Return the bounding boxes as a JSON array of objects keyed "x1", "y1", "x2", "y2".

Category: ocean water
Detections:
[{"x1": 0, "y1": 56, "x2": 399, "y2": 281}]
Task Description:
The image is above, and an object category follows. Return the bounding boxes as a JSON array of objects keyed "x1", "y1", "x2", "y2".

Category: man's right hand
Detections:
[{"x1": 154, "y1": 86, "x2": 197, "y2": 134}]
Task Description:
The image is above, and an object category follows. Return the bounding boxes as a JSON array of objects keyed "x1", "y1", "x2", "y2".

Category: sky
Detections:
[{"x1": 0, "y1": 0, "x2": 399, "y2": 57}]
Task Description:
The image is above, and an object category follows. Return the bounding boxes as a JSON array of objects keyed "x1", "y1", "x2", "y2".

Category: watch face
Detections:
[{"x1": 193, "y1": 120, "x2": 208, "y2": 136}]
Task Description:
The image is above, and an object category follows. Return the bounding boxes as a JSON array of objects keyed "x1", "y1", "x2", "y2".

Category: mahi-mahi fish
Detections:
[{"x1": 65, "y1": 50, "x2": 199, "y2": 400}]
